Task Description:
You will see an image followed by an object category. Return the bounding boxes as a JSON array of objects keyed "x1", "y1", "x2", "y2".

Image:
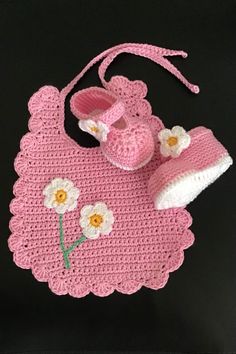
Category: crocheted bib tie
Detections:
[{"x1": 9, "y1": 43, "x2": 202, "y2": 297}]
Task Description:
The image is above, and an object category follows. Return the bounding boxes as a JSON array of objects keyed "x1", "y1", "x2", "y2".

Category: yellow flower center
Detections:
[
  {"x1": 55, "y1": 189, "x2": 67, "y2": 204},
  {"x1": 90, "y1": 126, "x2": 99, "y2": 133},
  {"x1": 89, "y1": 213, "x2": 103, "y2": 227},
  {"x1": 167, "y1": 136, "x2": 178, "y2": 147}
]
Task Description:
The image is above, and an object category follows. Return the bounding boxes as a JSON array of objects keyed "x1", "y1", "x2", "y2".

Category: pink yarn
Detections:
[
  {"x1": 70, "y1": 86, "x2": 155, "y2": 170},
  {"x1": 98, "y1": 45, "x2": 199, "y2": 94},
  {"x1": 70, "y1": 87, "x2": 126, "y2": 125},
  {"x1": 148, "y1": 127, "x2": 231, "y2": 207},
  {"x1": 9, "y1": 43, "x2": 198, "y2": 297}
]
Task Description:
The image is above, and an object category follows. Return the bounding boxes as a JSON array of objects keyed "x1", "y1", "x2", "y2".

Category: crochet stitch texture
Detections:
[
  {"x1": 9, "y1": 79, "x2": 194, "y2": 297},
  {"x1": 9, "y1": 42, "x2": 200, "y2": 297}
]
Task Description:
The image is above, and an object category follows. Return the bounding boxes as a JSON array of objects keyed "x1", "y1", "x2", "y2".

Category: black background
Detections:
[{"x1": 1, "y1": 1, "x2": 236, "y2": 353}]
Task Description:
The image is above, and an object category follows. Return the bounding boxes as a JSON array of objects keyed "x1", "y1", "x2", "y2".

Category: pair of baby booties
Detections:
[{"x1": 9, "y1": 43, "x2": 233, "y2": 298}]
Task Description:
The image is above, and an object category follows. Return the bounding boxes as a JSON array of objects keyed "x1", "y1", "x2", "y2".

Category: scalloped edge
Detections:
[
  {"x1": 9, "y1": 83, "x2": 194, "y2": 298},
  {"x1": 44, "y1": 227, "x2": 194, "y2": 298},
  {"x1": 107, "y1": 75, "x2": 148, "y2": 99}
]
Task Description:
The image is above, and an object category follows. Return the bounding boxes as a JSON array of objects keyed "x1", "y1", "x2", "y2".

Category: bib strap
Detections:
[
  {"x1": 98, "y1": 46, "x2": 199, "y2": 94},
  {"x1": 61, "y1": 43, "x2": 199, "y2": 98}
]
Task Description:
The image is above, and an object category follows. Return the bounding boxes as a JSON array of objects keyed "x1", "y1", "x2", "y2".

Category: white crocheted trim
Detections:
[{"x1": 154, "y1": 154, "x2": 233, "y2": 209}]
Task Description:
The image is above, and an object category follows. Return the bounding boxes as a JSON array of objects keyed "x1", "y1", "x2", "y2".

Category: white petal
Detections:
[
  {"x1": 99, "y1": 212, "x2": 114, "y2": 235},
  {"x1": 80, "y1": 204, "x2": 94, "y2": 217},
  {"x1": 67, "y1": 186, "x2": 80, "y2": 200},
  {"x1": 98, "y1": 130, "x2": 108, "y2": 142},
  {"x1": 52, "y1": 199, "x2": 59, "y2": 208},
  {"x1": 160, "y1": 144, "x2": 171, "y2": 157},
  {"x1": 78, "y1": 119, "x2": 90, "y2": 133},
  {"x1": 83, "y1": 226, "x2": 100, "y2": 239},
  {"x1": 44, "y1": 195, "x2": 55, "y2": 208},
  {"x1": 61, "y1": 179, "x2": 74, "y2": 191},
  {"x1": 78, "y1": 120, "x2": 89, "y2": 133},
  {"x1": 79, "y1": 119, "x2": 98, "y2": 135},
  {"x1": 97, "y1": 121, "x2": 110, "y2": 142},
  {"x1": 51, "y1": 178, "x2": 64, "y2": 188},
  {"x1": 105, "y1": 210, "x2": 115, "y2": 224},
  {"x1": 94, "y1": 202, "x2": 108, "y2": 209},
  {"x1": 67, "y1": 199, "x2": 78, "y2": 212},
  {"x1": 79, "y1": 215, "x2": 90, "y2": 228},
  {"x1": 170, "y1": 148, "x2": 182, "y2": 158},
  {"x1": 100, "y1": 224, "x2": 113, "y2": 235},
  {"x1": 72, "y1": 187, "x2": 80, "y2": 199},
  {"x1": 97, "y1": 121, "x2": 109, "y2": 131},
  {"x1": 179, "y1": 133, "x2": 191, "y2": 149},
  {"x1": 93, "y1": 202, "x2": 108, "y2": 214},
  {"x1": 55, "y1": 204, "x2": 68, "y2": 214},
  {"x1": 86, "y1": 119, "x2": 97, "y2": 126},
  {"x1": 171, "y1": 126, "x2": 186, "y2": 136},
  {"x1": 158, "y1": 129, "x2": 172, "y2": 142},
  {"x1": 176, "y1": 143, "x2": 187, "y2": 156},
  {"x1": 42, "y1": 183, "x2": 54, "y2": 196}
]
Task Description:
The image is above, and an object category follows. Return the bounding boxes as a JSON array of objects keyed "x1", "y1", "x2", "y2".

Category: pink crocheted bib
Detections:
[{"x1": 9, "y1": 43, "x2": 196, "y2": 297}]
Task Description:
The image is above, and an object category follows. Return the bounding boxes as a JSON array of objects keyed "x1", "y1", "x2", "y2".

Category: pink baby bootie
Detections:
[
  {"x1": 70, "y1": 87, "x2": 155, "y2": 170},
  {"x1": 148, "y1": 126, "x2": 233, "y2": 209}
]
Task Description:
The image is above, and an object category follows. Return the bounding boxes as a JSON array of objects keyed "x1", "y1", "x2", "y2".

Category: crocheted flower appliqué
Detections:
[
  {"x1": 43, "y1": 178, "x2": 80, "y2": 214},
  {"x1": 9, "y1": 84, "x2": 194, "y2": 299},
  {"x1": 79, "y1": 202, "x2": 114, "y2": 239},
  {"x1": 43, "y1": 178, "x2": 114, "y2": 269},
  {"x1": 79, "y1": 119, "x2": 110, "y2": 142},
  {"x1": 158, "y1": 126, "x2": 191, "y2": 158}
]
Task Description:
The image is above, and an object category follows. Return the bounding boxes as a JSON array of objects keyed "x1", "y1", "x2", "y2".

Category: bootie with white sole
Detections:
[{"x1": 148, "y1": 126, "x2": 233, "y2": 209}]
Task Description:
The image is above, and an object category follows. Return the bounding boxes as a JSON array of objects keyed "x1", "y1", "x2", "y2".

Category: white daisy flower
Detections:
[
  {"x1": 79, "y1": 202, "x2": 114, "y2": 239},
  {"x1": 43, "y1": 178, "x2": 80, "y2": 214},
  {"x1": 78, "y1": 119, "x2": 110, "y2": 142},
  {"x1": 158, "y1": 126, "x2": 191, "y2": 158}
]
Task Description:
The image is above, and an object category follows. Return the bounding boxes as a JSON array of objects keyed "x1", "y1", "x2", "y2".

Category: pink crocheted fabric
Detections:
[
  {"x1": 9, "y1": 43, "x2": 199, "y2": 297},
  {"x1": 70, "y1": 86, "x2": 155, "y2": 170},
  {"x1": 9, "y1": 78, "x2": 194, "y2": 297}
]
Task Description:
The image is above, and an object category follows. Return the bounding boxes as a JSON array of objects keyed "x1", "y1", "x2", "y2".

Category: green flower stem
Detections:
[
  {"x1": 67, "y1": 235, "x2": 87, "y2": 253},
  {"x1": 59, "y1": 214, "x2": 86, "y2": 269}
]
